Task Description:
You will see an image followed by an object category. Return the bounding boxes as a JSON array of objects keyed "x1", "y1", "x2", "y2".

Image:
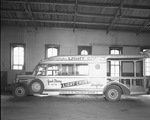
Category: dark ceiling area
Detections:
[{"x1": 1, "y1": 0, "x2": 150, "y2": 35}]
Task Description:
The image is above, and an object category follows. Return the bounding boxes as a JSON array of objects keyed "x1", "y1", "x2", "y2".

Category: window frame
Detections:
[{"x1": 10, "y1": 43, "x2": 25, "y2": 70}]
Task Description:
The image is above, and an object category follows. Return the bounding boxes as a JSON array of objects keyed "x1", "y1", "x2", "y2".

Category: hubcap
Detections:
[
  {"x1": 108, "y1": 89, "x2": 118, "y2": 100},
  {"x1": 15, "y1": 87, "x2": 25, "y2": 96},
  {"x1": 32, "y1": 82, "x2": 41, "y2": 92}
]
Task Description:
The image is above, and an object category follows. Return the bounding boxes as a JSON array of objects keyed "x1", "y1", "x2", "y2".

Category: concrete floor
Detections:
[{"x1": 1, "y1": 93, "x2": 150, "y2": 120}]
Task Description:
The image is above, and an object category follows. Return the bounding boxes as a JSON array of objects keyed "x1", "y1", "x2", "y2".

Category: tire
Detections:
[
  {"x1": 104, "y1": 85, "x2": 121, "y2": 102},
  {"x1": 12, "y1": 85, "x2": 27, "y2": 98},
  {"x1": 29, "y1": 80, "x2": 44, "y2": 94}
]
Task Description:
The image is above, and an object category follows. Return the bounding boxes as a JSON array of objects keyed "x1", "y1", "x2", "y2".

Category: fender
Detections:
[
  {"x1": 11, "y1": 82, "x2": 31, "y2": 95},
  {"x1": 103, "y1": 81, "x2": 130, "y2": 95},
  {"x1": 12, "y1": 80, "x2": 33, "y2": 95}
]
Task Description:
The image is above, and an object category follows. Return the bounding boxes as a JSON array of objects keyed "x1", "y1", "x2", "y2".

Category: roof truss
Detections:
[{"x1": 1, "y1": 0, "x2": 150, "y2": 34}]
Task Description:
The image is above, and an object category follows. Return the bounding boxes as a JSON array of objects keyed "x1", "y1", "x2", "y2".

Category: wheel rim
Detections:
[
  {"x1": 31, "y1": 82, "x2": 41, "y2": 92},
  {"x1": 108, "y1": 89, "x2": 118, "y2": 100},
  {"x1": 15, "y1": 87, "x2": 25, "y2": 96}
]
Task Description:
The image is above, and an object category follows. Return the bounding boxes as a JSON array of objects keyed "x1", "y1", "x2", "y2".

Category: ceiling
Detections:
[{"x1": 1, "y1": 0, "x2": 150, "y2": 35}]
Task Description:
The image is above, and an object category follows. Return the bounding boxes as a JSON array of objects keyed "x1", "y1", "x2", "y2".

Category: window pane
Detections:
[
  {"x1": 114, "y1": 61, "x2": 119, "y2": 65},
  {"x1": 115, "y1": 66, "x2": 119, "y2": 74},
  {"x1": 110, "y1": 48, "x2": 121, "y2": 77},
  {"x1": 36, "y1": 64, "x2": 46, "y2": 76},
  {"x1": 142, "y1": 49, "x2": 150, "y2": 76},
  {"x1": 13, "y1": 65, "x2": 18, "y2": 70},
  {"x1": 13, "y1": 65, "x2": 22, "y2": 70},
  {"x1": 143, "y1": 49, "x2": 150, "y2": 52},
  {"x1": 14, "y1": 47, "x2": 24, "y2": 55},
  {"x1": 115, "y1": 50, "x2": 119, "y2": 54},
  {"x1": 19, "y1": 57, "x2": 24, "y2": 65},
  {"x1": 18, "y1": 66, "x2": 23, "y2": 70},
  {"x1": 62, "y1": 64, "x2": 74, "y2": 75},
  {"x1": 48, "y1": 48, "x2": 58, "y2": 57},
  {"x1": 81, "y1": 50, "x2": 88, "y2": 55},
  {"x1": 14, "y1": 47, "x2": 18, "y2": 55},
  {"x1": 110, "y1": 50, "x2": 115, "y2": 54},
  {"x1": 111, "y1": 66, "x2": 115, "y2": 74},
  {"x1": 78, "y1": 46, "x2": 92, "y2": 55},
  {"x1": 12, "y1": 46, "x2": 24, "y2": 70},
  {"x1": 111, "y1": 61, "x2": 115, "y2": 65},
  {"x1": 76, "y1": 64, "x2": 88, "y2": 75},
  {"x1": 111, "y1": 50, "x2": 120, "y2": 55},
  {"x1": 48, "y1": 49, "x2": 52, "y2": 57},
  {"x1": 47, "y1": 64, "x2": 60, "y2": 76},
  {"x1": 145, "y1": 58, "x2": 150, "y2": 76},
  {"x1": 14, "y1": 56, "x2": 19, "y2": 64},
  {"x1": 111, "y1": 61, "x2": 119, "y2": 65},
  {"x1": 111, "y1": 65, "x2": 119, "y2": 77}
]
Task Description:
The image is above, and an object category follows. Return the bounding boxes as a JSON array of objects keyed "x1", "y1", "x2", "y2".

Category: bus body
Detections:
[{"x1": 12, "y1": 53, "x2": 150, "y2": 101}]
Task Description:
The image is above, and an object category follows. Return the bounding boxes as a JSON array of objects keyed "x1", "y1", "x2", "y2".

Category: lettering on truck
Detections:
[{"x1": 49, "y1": 56, "x2": 106, "y2": 61}]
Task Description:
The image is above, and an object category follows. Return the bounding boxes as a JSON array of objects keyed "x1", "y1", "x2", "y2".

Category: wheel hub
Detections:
[
  {"x1": 32, "y1": 82, "x2": 41, "y2": 92},
  {"x1": 108, "y1": 89, "x2": 118, "y2": 99},
  {"x1": 15, "y1": 87, "x2": 25, "y2": 96}
]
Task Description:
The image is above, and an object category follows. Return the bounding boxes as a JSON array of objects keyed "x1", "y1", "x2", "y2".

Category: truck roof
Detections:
[{"x1": 39, "y1": 54, "x2": 149, "y2": 64}]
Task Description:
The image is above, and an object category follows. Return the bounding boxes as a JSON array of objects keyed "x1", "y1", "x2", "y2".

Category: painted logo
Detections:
[
  {"x1": 61, "y1": 80, "x2": 91, "y2": 88},
  {"x1": 47, "y1": 79, "x2": 103, "y2": 89}
]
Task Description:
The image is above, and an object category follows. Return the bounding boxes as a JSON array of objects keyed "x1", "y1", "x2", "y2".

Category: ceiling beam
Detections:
[
  {"x1": 24, "y1": 0, "x2": 37, "y2": 30},
  {"x1": 106, "y1": 0, "x2": 126, "y2": 34},
  {"x1": 136, "y1": 20, "x2": 150, "y2": 35},
  {"x1": 1, "y1": 9, "x2": 149, "y2": 21},
  {"x1": 2, "y1": 18, "x2": 149, "y2": 28},
  {"x1": 2, "y1": 0, "x2": 150, "y2": 11},
  {"x1": 79, "y1": 2, "x2": 150, "y2": 11}
]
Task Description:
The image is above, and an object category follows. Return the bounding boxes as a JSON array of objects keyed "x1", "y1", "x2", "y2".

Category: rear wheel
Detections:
[
  {"x1": 29, "y1": 80, "x2": 44, "y2": 94},
  {"x1": 12, "y1": 85, "x2": 27, "y2": 98},
  {"x1": 104, "y1": 85, "x2": 121, "y2": 102}
]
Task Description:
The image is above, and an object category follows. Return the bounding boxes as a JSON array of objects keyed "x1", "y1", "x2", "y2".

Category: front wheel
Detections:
[
  {"x1": 29, "y1": 80, "x2": 44, "y2": 94},
  {"x1": 104, "y1": 85, "x2": 121, "y2": 102},
  {"x1": 12, "y1": 85, "x2": 27, "y2": 98}
]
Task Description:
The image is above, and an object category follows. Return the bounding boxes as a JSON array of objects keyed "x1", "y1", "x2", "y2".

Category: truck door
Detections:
[{"x1": 89, "y1": 62, "x2": 107, "y2": 89}]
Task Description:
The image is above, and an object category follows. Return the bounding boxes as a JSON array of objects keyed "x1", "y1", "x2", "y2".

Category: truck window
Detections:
[
  {"x1": 47, "y1": 64, "x2": 60, "y2": 76},
  {"x1": 76, "y1": 64, "x2": 88, "y2": 75},
  {"x1": 62, "y1": 64, "x2": 74, "y2": 76},
  {"x1": 36, "y1": 64, "x2": 47, "y2": 76}
]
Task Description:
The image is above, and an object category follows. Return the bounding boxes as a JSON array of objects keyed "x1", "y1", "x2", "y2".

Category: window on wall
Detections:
[
  {"x1": 110, "y1": 47, "x2": 122, "y2": 54},
  {"x1": 141, "y1": 48, "x2": 150, "y2": 76},
  {"x1": 78, "y1": 46, "x2": 92, "y2": 55},
  {"x1": 45, "y1": 44, "x2": 59, "y2": 58},
  {"x1": 141, "y1": 48, "x2": 150, "y2": 52},
  {"x1": 110, "y1": 47, "x2": 122, "y2": 77},
  {"x1": 81, "y1": 50, "x2": 88, "y2": 55},
  {"x1": 11, "y1": 44, "x2": 25, "y2": 70}
]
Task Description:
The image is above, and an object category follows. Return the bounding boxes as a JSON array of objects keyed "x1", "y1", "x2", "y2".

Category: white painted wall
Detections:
[{"x1": 1, "y1": 26, "x2": 150, "y2": 84}]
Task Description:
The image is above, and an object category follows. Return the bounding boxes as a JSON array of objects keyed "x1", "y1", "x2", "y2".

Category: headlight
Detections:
[{"x1": 13, "y1": 77, "x2": 19, "y2": 83}]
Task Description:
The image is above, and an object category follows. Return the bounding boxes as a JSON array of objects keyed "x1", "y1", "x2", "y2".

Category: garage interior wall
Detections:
[{"x1": 1, "y1": 26, "x2": 150, "y2": 88}]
